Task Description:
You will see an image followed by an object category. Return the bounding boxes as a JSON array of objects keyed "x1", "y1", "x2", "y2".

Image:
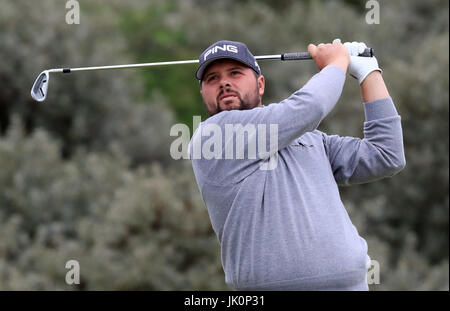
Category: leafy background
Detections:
[{"x1": 0, "y1": 0, "x2": 448, "y2": 290}]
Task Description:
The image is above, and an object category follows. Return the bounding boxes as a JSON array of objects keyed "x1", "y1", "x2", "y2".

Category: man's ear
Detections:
[{"x1": 258, "y1": 75, "x2": 265, "y2": 97}]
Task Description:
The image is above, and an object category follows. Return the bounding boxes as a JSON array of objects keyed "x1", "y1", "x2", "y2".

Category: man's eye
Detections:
[
  {"x1": 207, "y1": 75, "x2": 218, "y2": 82},
  {"x1": 231, "y1": 71, "x2": 242, "y2": 76}
]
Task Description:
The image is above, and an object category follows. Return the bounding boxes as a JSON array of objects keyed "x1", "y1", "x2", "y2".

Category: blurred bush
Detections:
[
  {"x1": 0, "y1": 118, "x2": 230, "y2": 290},
  {"x1": 0, "y1": 0, "x2": 175, "y2": 167}
]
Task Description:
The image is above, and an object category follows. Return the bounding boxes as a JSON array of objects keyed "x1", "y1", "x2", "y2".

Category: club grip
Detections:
[{"x1": 281, "y1": 47, "x2": 374, "y2": 60}]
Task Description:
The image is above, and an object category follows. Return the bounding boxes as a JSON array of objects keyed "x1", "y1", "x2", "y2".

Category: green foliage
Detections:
[
  {"x1": 0, "y1": 0, "x2": 448, "y2": 290},
  {"x1": 0, "y1": 118, "x2": 229, "y2": 290},
  {"x1": 0, "y1": 0, "x2": 176, "y2": 167},
  {"x1": 116, "y1": 1, "x2": 207, "y2": 129}
]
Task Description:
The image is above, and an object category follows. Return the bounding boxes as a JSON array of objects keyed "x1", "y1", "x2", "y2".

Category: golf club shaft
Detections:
[
  {"x1": 48, "y1": 48, "x2": 374, "y2": 73},
  {"x1": 31, "y1": 47, "x2": 374, "y2": 102}
]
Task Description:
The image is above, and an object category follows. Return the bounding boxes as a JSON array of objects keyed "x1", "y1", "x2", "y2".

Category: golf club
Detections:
[{"x1": 31, "y1": 48, "x2": 373, "y2": 102}]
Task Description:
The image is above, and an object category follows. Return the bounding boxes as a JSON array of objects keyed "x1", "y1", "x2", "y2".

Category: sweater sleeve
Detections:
[{"x1": 322, "y1": 97, "x2": 406, "y2": 186}]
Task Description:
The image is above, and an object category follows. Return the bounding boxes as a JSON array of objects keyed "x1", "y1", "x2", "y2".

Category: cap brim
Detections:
[{"x1": 195, "y1": 55, "x2": 255, "y2": 81}]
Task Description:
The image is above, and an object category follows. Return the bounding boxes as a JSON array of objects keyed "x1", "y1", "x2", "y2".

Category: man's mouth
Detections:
[
  {"x1": 220, "y1": 94, "x2": 237, "y2": 101},
  {"x1": 218, "y1": 91, "x2": 239, "y2": 103}
]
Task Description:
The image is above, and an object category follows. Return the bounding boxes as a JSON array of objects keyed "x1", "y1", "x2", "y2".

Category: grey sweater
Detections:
[{"x1": 189, "y1": 65, "x2": 405, "y2": 290}]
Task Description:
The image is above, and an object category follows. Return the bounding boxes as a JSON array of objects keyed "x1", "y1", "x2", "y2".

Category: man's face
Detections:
[{"x1": 200, "y1": 59, "x2": 265, "y2": 116}]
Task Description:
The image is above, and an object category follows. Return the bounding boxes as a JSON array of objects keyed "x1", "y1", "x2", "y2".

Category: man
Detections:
[{"x1": 189, "y1": 39, "x2": 405, "y2": 290}]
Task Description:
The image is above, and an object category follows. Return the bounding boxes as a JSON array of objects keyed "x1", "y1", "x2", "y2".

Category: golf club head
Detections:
[{"x1": 31, "y1": 71, "x2": 49, "y2": 102}]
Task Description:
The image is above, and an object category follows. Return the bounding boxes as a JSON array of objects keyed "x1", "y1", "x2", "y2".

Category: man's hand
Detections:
[
  {"x1": 308, "y1": 39, "x2": 350, "y2": 73},
  {"x1": 343, "y1": 41, "x2": 382, "y2": 84}
]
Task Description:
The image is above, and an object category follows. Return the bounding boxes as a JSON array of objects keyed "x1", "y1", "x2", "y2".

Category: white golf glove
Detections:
[{"x1": 341, "y1": 40, "x2": 382, "y2": 84}]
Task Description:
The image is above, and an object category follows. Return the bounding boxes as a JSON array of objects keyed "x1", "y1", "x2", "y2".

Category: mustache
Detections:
[{"x1": 216, "y1": 88, "x2": 241, "y2": 103}]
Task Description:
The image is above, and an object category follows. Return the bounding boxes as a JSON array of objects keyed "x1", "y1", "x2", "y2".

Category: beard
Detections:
[{"x1": 209, "y1": 84, "x2": 261, "y2": 116}]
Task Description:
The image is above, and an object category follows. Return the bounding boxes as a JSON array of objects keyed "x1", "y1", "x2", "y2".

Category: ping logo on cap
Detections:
[{"x1": 203, "y1": 44, "x2": 238, "y2": 61}]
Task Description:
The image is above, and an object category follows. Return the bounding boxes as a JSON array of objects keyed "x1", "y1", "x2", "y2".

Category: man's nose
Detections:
[{"x1": 219, "y1": 77, "x2": 231, "y2": 88}]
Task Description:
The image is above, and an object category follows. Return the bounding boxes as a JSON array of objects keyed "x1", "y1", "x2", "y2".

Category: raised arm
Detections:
[
  {"x1": 323, "y1": 43, "x2": 405, "y2": 185},
  {"x1": 322, "y1": 97, "x2": 406, "y2": 186},
  {"x1": 190, "y1": 41, "x2": 350, "y2": 185},
  {"x1": 360, "y1": 70, "x2": 390, "y2": 102}
]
